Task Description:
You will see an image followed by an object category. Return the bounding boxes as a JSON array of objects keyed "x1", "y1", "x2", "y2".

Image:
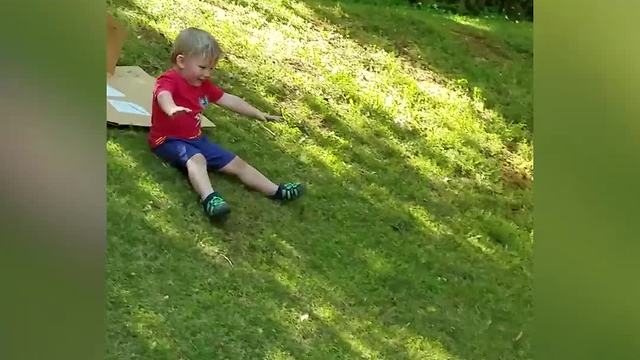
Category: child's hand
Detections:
[
  {"x1": 167, "y1": 106, "x2": 191, "y2": 117},
  {"x1": 265, "y1": 114, "x2": 282, "y2": 122},
  {"x1": 257, "y1": 112, "x2": 282, "y2": 122}
]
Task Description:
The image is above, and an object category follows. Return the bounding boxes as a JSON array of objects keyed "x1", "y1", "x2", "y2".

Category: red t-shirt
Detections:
[{"x1": 148, "y1": 69, "x2": 225, "y2": 148}]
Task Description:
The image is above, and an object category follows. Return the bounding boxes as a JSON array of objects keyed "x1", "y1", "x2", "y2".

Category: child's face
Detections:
[{"x1": 176, "y1": 54, "x2": 216, "y2": 86}]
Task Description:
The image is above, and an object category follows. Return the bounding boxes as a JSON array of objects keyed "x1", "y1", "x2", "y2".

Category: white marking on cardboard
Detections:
[
  {"x1": 108, "y1": 99, "x2": 150, "y2": 116},
  {"x1": 107, "y1": 85, "x2": 125, "y2": 97}
]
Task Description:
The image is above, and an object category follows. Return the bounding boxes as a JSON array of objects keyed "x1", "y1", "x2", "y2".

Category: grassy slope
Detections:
[{"x1": 107, "y1": 0, "x2": 532, "y2": 359}]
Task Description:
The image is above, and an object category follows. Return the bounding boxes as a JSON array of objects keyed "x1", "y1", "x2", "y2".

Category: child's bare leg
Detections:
[
  {"x1": 185, "y1": 153, "x2": 214, "y2": 200},
  {"x1": 219, "y1": 157, "x2": 278, "y2": 196},
  {"x1": 186, "y1": 153, "x2": 230, "y2": 218}
]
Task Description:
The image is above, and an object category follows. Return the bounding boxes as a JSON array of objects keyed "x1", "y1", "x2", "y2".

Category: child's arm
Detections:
[
  {"x1": 215, "y1": 93, "x2": 281, "y2": 121},
  {"x1": 157, "y1": 91, "x2": 191, "y2": 117}
]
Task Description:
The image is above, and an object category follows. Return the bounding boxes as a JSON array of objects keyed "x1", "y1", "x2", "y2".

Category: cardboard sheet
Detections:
[
  {"x1": 107, "y1": 66, "x2": 216, "y2": 128},
  {"x1": 107, "y1": 14, "x2": 126, "y2": 77}
]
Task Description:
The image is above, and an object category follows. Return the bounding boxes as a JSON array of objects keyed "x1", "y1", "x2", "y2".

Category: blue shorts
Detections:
[{"x1": 153, "y1": 136, "x2": 236, "y2": 170}]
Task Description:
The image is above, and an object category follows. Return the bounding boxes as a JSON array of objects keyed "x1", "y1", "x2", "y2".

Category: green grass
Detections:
[{"x1": 107, "y1": 0, "x2": 532, "y2": 359}]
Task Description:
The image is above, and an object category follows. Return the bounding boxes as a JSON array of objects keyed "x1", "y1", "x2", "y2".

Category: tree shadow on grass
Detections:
[
  {"x1": 108, "y1": 113, "x2": 529, "y2": 360},
  {"x1": 109, "y1": 116, "x2": 530, "y2": 359},
  {"x1": 107, "y1": 140, "x2": 373, "y2": 359}
]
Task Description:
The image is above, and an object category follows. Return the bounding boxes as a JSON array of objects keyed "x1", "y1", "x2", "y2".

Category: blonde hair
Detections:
[{"x1": 171, "y1": 27, "x2": 223, "y2": 64}]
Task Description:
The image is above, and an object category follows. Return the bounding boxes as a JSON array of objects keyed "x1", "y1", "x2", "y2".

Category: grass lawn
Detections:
[{"x1": 106, "y1": 0, "x2": 532, "y2": 359}]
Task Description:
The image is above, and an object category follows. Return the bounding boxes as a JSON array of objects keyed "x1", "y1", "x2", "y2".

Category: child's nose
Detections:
[{"x1": 204, "y1": 69, "x2": 211, "y2": 78}]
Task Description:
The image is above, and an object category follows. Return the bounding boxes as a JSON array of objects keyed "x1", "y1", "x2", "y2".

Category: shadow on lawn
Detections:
[
  {"x1": 107, "y1": 179, "x2": 368, "y2": 359},
  {"x1": 107, "y1": 2, "x2": 531, "y2": 359},
  {"x1": 108, "y1": 123, "x2": 529, "y2": 360}
]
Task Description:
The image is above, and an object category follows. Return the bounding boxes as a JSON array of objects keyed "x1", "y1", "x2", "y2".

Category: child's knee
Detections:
[
  {"x1": 221, "y1": 156, "x2": 248, "y2": 174},
  {"x1": 186, "y1": 153, "x2": 207, "y2": 168}
]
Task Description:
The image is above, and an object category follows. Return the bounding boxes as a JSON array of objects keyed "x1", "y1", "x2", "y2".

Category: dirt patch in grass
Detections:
[{"x1": 449, "y1": 26, "x2": 513, "y2": 61}]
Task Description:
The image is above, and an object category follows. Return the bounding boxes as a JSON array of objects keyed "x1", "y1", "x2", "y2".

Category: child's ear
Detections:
[{"x1": 176, "y1": 54, "x2": 186, "y2": 69}]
